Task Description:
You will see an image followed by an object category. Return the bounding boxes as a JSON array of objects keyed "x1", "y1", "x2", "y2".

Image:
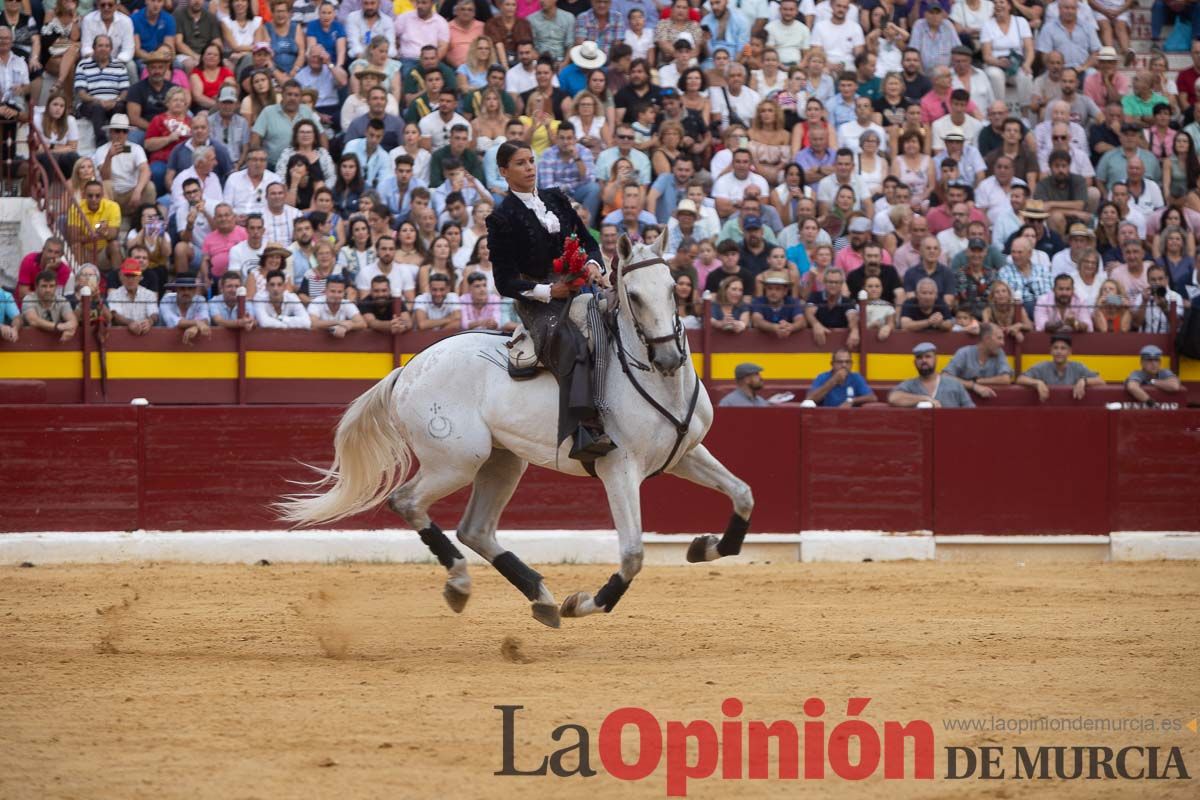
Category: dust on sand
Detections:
[{"x1": 0, "y1": 560, "x2": 1197, "y2": 800}]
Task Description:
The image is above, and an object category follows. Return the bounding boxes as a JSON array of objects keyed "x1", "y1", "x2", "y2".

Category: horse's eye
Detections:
[{"x1": 629, "y1": 291, "x2": 642, "y2": 305}]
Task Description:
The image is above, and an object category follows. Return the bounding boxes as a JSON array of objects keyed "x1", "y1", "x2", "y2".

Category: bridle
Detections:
[
  {"x1": 608, "y1": 252, "x2": 701, "y2": 477},
  {"x1": 615, "y1": 256, "x2": 688, "y2": 366}
]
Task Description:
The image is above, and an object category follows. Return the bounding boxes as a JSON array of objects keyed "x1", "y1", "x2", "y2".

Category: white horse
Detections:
[{"x1": 277, "y1": 235, "x2": 753, "y2": 627}]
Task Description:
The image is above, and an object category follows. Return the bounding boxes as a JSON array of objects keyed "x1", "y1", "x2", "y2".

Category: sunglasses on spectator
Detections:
[{"x1": 617, "y1": 134, "x2": 635, "y2": 140}]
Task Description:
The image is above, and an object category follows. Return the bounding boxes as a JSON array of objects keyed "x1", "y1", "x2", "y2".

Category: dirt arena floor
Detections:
[{"x1": 2, "y1": 560, "x2": 1198, "y2": 799}]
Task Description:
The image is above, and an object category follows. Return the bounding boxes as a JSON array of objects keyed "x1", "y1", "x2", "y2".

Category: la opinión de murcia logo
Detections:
[
  {"x1": 497, "y1": 697, "x2": 936, "y2": 796},
  {"x1": 495, "y1": 700, "x2": 1192, "y2": 796}
]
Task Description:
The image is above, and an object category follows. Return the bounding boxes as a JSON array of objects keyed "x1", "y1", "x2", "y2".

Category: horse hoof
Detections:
[
  {"x1": 687, "y1": 534, "x2": 719, "y2": 563},
  {"x1": 531, "y1": 602, "x2": 561, "y2": 628},
  {"x1": 560, "y1": 592, "x2": 591, "y2": 618},
  {"x1": 443, "y1": 583, "x2": 470, "y2": 613}
]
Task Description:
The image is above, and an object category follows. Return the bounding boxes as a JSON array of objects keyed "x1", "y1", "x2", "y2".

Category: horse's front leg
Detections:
[
  {"x1": 561, "y1": 457, "x2": 644, "y2": 618},
  {"x1": 666, "y1": 445, "x2": 754, "y2": 563}
]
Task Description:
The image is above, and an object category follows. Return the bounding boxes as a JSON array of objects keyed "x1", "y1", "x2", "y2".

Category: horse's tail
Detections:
[{"x1": 276, "y1": 368, "x2": 411, "y2": 527}]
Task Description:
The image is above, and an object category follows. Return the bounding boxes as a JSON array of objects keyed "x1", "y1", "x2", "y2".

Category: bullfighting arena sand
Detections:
[{"x1": 2, "y1": 560, "x2": 1198, "y2": 798}]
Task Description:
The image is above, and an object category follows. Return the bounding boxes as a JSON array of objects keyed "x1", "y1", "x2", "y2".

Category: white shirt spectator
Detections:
[
  {"x1": 951, "y1": 67, "x2": 995, "y2": 113},
  {"x1": 92, "y1": 141, "x2": 149, "y2": 194},
  {"x1": 308, "y1": 296, "x2": 363, "y2": 322},
  {"x1": 931, "y1": 114, "x2": 983, "y2": 151},
  {"x1": 170, "y1": 167, "x2": 223, "y2": 215},
  {"x1": 0, "y1": 50, "x2": 29, "y2": 107},
  {"x1": 709, "y1": 84, "x2": 761, "y2": 129},
  {"x1": 802, "y1": 0, "x2": 862, "y2": 24},
  {"x1": 32, "y1": 108, "x2": 79, "y2": 148},
  {"x1": 346, "y1": 11, "x2": 397, "y2": 59},
  {"x1": 356, "y1": 259, "x2": 418, "y2": 296},
  {"x1": 938, "y1": 227, "x2": 969, "y2": 262},
  {"x1": 505, "y1": 62, "x2": 538, "y2": 95},
  {"x1": 80, "y1": 10, "x2": 135, "y2": 62},
  {"x1": 837, "y1": 120, "x2": 888, "y2": 154},
  {"x1": 388, "y1": 145, "x2": 431, "y2": 183},
  {"x1": 765, "y1": 19, "x2": 810, "y2": 65},
  {"x1": 816, "y1": 173, "x2": 870, "y2": 210},
  {"x1": 1141, "y1": 287, "x2": 1185, "y2": 333},
  {"x1": 418, "y1": 109, "x2": 471, "y2": 150},
  {"x1": 253, "y1": 291, "x2": 312, "y2": 327},
  {"x1": 623, "y1": 26, "x2": 655, "y2": 60},
  {"x1": 107, "y1": 285, "x2": 159, "y2": 323},
  {"x1": 711, "y1": 171, "x2": 770, "y2": 206},
  {"x1": 222, "y1": 168, "x2": 283, "y2": 217},
  {"x1": 413, "y1": 290, "x2": 460, "y2": 320},
  {"x1": 173, "y1": 198, "x2": 219, "y2": 251},
  {"x1": 1128, "y1": 181, "x2": 1166, "y2": 216},
  {"x1": 808, "y1": 17, "x2": 864, "y2": 68},
  {"x1": 208, "y1": 294, "x2": 243, "y2": 322},
  {"x1": 227, "y1": 240, "x2": 265, "y2": 275},
  {"x1": 1033, "y1": 119, "x2": 1090, "y2": 173},
  {"x1": 264, "y1": 205, "x2": 303, "y2": 245},
  {"x1": 975, "y1": 175, "x2": 1015, "y2": 220}
]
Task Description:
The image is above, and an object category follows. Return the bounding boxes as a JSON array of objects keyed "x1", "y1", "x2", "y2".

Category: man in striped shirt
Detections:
[{"x1": 73, "y1": 35, "x2": 129, "y2": 146}]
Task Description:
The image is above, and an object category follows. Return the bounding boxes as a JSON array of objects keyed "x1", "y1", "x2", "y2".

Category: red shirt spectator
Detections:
[
  {"x1": 200, "y1": 206, "x2": 248, "y2": 280},
  {"x1": 18, "y1": 239, "x2": 70, "y2": 303}
]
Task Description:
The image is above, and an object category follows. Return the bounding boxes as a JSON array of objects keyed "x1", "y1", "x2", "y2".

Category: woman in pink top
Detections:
[{"x1": 445, "y1": 0, "x2": 485, "y2": 68}]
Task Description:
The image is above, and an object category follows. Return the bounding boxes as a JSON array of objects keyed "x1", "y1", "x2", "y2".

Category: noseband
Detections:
[{"x1": 617, "y1": 256, "x2": 687, "y2": 364}]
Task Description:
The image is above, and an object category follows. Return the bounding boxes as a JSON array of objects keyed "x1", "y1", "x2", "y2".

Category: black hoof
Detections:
[
  {"x1": 532, "y1": 602, "x2": 561, "y2": 628},
  {"x1": 443, "y1": 583, "x2": 470, "y2": 613},
  {"x1": 687, "y1": 534, "x2": 717, "y2": 563}
]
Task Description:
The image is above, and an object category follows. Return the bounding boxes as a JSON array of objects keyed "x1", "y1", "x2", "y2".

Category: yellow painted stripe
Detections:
[
  {"x1": 0, "y1": 351, "x2": 83, "y2": 379},
  {"x1": 246, "y1": 351, "x2": 394, "y2": 379},
  {"x1": 1179, "y1": 357, "x2": 1200, "y2": 381},
  {"x1": 711, "y1": 352, "x2": 837, "y2": 380},
  {"x1": 1020, "y1": 354, "x2": 1141, "y2": 382},
  {"x1": 691, "y1": 353, "x2": 703, "y2": 375},
  {"x1": 100, "y1": 352, "x2": 239, "y2": 379}
]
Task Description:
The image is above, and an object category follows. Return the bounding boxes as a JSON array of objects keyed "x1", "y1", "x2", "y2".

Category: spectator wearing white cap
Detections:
[
  {"x1": 889, "y1": 341, "x2": 976, "y2": 407},
  {"x1": 719, "y1": 362, "x2": 770, "y2": 407},
  {"x1": 93, "y1": 115, "x2": 155, "y2": 218},
  {"x1": 1125, "y1": 345, "x2": 1183, "y2": 405},
  {"x1": 210, "y1": 85, "x2": 251, "y2": 168}
]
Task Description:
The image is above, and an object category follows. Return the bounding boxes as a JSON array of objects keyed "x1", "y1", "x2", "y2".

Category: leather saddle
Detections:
[{"x1": 506, "y1": 294, "x2": 603, "y2": 380}]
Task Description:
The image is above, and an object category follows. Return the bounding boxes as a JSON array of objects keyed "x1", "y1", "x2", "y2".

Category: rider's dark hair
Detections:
[{"x1": 496, "y1": 140, "x2": 532, "y2": 169}]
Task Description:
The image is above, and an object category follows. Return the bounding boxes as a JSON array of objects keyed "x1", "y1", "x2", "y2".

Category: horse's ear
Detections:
[
  {"x1": 617, "y1": 234, "x2": 633, "y2": 263},
  {"x1": 651, "y1": 227, "x2": 667, "y2": 258}
]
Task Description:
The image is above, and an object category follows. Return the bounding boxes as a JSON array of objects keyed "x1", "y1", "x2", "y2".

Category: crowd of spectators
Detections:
[{"x1": 0, "y1": 0, "x2": 1197, "y2": 360}]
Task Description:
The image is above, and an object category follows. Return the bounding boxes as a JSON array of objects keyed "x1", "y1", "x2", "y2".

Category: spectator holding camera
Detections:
[{"x1": 1136, "y1": 264, "x2": 1184, "y2": 334}]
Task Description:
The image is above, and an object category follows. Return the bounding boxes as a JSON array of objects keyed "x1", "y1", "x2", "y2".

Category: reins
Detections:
[{"x1": 608, "y1": 254, "x2": 702, "y2": 478}]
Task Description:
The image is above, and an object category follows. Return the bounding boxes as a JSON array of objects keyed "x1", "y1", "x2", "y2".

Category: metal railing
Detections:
[{"x1": 28, "y1": 126, "x2": 106, "y2": 270}]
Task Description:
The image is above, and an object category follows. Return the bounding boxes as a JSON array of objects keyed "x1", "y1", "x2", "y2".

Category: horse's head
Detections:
[{"x1": 614, "y1": 233, "x2": 686, "y2": 376}]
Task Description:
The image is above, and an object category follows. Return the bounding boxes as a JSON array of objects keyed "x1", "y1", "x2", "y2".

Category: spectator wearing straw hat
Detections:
[
  {"x1": 752, "y1": 273, "x2": 805, "y2": 337},
  {"x1": 719, "y1": 362, "x2": 770, "y2": 407},
  {"x1": 1124, "y1": 345, "x2": 1184, "y2": 405},
  {"x1": 889, "y1": 341, "x2": 975, "y2": 408},
  {"x1": 92, "y1": 115, "x2": 155, "y2": 219}
]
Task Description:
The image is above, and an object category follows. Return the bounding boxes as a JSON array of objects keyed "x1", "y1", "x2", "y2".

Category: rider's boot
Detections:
[{"x1": 569, "y1": 418, "x2": 617, "y2": 461}]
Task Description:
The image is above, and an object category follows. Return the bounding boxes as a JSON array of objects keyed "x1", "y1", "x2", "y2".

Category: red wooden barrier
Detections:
[
  {"x1": 1109, "y1": 410, "x2": 1200, "y2": 532},
  {"x1": 932, "y1": 409, "x2": 1111, "y2": 535},
  {"x1": 4, "y1": 406, "x2": 1199, "y2": 535},
  {"x1": 800, "y1": 408, "x2": 932, "y2": 532}
]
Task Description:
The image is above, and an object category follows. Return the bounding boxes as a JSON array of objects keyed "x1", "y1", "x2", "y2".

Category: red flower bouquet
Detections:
[{"x1": 553, "y1": 234, "x2": 589, "y2": 289}]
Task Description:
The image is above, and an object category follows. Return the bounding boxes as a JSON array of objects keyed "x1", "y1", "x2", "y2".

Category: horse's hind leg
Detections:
[
  {"x1": 455, "y1": 449, "x2": 562, "y2": 629},
  {"x1": 666, "y1": 445, "x2": 754, "y2": 563},
  {"x1": 389, "y1": 467, "x2": 478, "y2": 613}
]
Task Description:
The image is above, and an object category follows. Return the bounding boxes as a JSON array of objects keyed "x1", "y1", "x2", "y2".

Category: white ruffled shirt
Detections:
[{"x1": 511, "y1": 190, "x2": 600, "y2": 302}]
